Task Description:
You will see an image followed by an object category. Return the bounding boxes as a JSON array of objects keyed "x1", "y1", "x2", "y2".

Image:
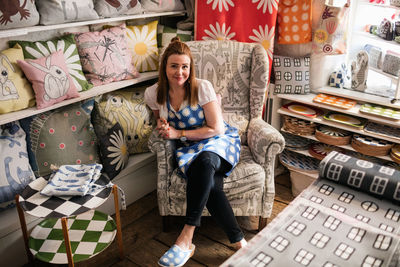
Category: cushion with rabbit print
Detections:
[
  {"x1": 17, "y1": 50, "x2": 80, "y2": 109},
  {"x1": 0, "y1": 44, "x2": 36, "y2": 114},
  {"x1": 9, "y1": 34, "x2": 93, "y2": 92}
]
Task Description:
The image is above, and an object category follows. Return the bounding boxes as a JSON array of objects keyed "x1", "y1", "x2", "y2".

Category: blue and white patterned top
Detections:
[{"x1": 145, "y1": 79, "x2": 241, "y2": 178}]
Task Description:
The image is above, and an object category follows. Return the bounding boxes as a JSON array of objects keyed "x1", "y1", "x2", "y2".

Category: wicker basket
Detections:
[
  {"x1": 315, "y1": 125, "x2": 351, "y2": 145},
  {"x1": 351, "y1": 135, "x2": 393, "y2": 156},
  {"x1": 391, "y1": 0, "x2": 400, "y2": 7},
  {"x1": 309, "y1": 143, "x2": 344, "y2": 160},
  {"x1": 282, "y1": 115, "x2": 316, "y2": 136}
]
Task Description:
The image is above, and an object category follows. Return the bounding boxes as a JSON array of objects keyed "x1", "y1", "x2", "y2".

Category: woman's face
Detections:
[{"x1": 166, "y1": 54, "x2": 190, "y2": 89}]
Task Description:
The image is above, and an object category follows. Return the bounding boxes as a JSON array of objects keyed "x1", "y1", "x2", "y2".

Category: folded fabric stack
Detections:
[{"x1": 41, "y1": 164, "x2": 103, "y2": 197}]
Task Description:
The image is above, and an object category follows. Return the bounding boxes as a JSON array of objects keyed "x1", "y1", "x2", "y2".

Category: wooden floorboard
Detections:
[{"x1": 24, "y1": 171, "x2": 293, "y2": 267}]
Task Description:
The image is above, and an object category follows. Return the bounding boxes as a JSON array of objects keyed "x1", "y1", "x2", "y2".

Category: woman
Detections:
[{"x1": 145, "y1": 37, "x2": 247, "y2": 267}]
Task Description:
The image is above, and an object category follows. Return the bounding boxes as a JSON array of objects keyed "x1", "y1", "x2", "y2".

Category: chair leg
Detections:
[
  {"x1": 258, "y1": 217, "x2": 268, "y2": 231},
  {"x1": 162, "y1": 216, "x2": 172, "y2": 232}
]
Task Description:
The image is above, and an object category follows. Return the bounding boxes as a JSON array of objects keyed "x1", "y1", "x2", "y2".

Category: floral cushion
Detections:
[
  {"x1": 9, "y1": 34, "x2": 93, "y2": 92},
  {"x1": 36, "y1": 0, "x2": 99, "y2": 25},
  {"x1": 17, "y1": 50, "x2": 80, "y2": 109},
  {"x1": 141, "y1": 0, "x2": 184, "y2": 12},
  {"x1": 126, "y1": 20, "x2": 159, "y2": 72},
  {"x1": 0, "y1": 122, "x2": 35, "y2": 211},
  {"x1": 0, "y1": 44, "x2": 35, "y2": 114},
  {"x1": 94, "y1": 0, "x2": 142, "y2": 17},
  {"x1": 98, "y1": 122, "x2": 128, "y2": 180},
  {"x1": 157, "y1": 24, "x2": 192, "y2": 48},
  {"x1": 20, "y1": 99, "x2": 99, "y2": 177},
  {"x1": 0, "y1": 0, "x2": 40, "y2": 30},
  {"x1": 74, "y1": 24, "x2": 139, "y2": 86},
  {"x1": 92, "y1": 85, "x2": 155, "y2": 154}
]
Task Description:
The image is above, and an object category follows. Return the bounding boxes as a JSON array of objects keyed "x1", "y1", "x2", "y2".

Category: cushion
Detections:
[
  {"x1": 20, "y1": 99, "x2": 99, "y2": 177},
  {"x1": 98, "y1": 122, "x2": 128, "y2": 180},
  {"x1": 94, "y1": 0, "x2": 142, "y2": 18},
  {"x1": 141, "y1": 0, "x2": 184, "y2": 12},
  {"x1": 17, "y1": 50, "x2": 80, "y2": 109},
  {"x1": 126, "y1": 21, "x2": 159, "y2": 72},
  {"x1": 273, "y1": 55, "x2": 310, "y2": 94},
  {"x1": 9, "y1": 34, "x2": 93, "y2": 92},
  {"x1": 74, "y1": 24, "x2": 139, "y2": 86},
  {"x1": 0, "y1": 44, "x2": 35, "y2": 114},
  {"x1": 35, "y1": 0, "x2": 99, "y2": 25},
  {"x1": 0, "y1": 121, "x2": 35, "y2": 210},
  {"x1": 157, "y1": 24, "x2": 193, "y2": 48},
  {"x1": 92, "y1": 85, "x2": 155, "y2": 154},
  {"x1": 364, "y1": 44, "x2": 382, "y2": 69},
  {"x1": 382, "y1": 52, "x2": 400, "y2": 77},
  {"x1": 0, "y1": 0, "x2": 40, "y2": 30},
  {"x1": 312, "y1": 4, "x2": 350, "y2": 55},
  {"x1": 277, "y1": 0, "x2": 312, "y2": 44}
]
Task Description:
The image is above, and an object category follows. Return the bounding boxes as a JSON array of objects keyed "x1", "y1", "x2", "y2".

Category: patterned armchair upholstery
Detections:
[{"x1": 148, "y1": 40, "x2": 285, "y2": 230}]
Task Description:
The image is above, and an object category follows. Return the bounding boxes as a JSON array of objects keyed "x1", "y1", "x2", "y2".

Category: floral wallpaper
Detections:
[{"x1": 195, "y1": 0, "x2": 279, "y2": 68}]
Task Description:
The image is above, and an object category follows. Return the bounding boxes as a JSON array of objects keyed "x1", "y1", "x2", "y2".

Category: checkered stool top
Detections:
[
  {"x1": 29, "y1": 210, "x2": 116, "y2": 264},
  {"x1": 19, "y1": 175, "x2": 112, "y2": 218}
]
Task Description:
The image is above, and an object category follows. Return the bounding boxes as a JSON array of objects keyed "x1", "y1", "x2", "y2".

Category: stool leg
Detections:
[
  {"x1": 61, "y1": 217, "x2": 74, "y2": 267},
  {"x1": 16, "y1": 195, "x2": 33, "y2": 263},
  {"x1": 113, "y1": 185, "x2": 124, "y2": 259}
]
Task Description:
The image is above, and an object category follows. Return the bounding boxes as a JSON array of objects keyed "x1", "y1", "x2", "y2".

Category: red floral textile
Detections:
[{"x1": 195, "y1": 0, "x2": 278, "y2": 68}]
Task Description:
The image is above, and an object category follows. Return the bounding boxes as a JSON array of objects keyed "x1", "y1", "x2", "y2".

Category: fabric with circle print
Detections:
[
  {"x1": 312, "y1": 4, "x2": 350, "y2": 55},
  {"x1": 277, "y1": 0, "x2": 312, "y2": 44},
  {"x1": 164, "y1": 81, "x2": 241, "y2": 178}
]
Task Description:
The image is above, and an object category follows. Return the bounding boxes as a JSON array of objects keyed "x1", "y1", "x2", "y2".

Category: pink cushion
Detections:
[
  {"x1": 17, "y1": 50, "x2": 80, "y2": 109},
  {"x1": 74, "y1": 24, "x2": 139, "y2": 86}
]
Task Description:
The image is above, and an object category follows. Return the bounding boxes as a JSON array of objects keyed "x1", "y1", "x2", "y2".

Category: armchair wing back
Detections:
[{"x1": 148, "y1": 40, "x2": 285, "y2": 230}]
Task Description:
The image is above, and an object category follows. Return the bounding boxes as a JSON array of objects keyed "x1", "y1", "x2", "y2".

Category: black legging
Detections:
[{"x1": 185, "y1": 151, "x2": 244, "y2": 243}]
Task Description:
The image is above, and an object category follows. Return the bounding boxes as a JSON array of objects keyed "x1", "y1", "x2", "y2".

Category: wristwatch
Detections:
[{"x1": 179, "y1": 129, "x2": 187, "y2": 142}]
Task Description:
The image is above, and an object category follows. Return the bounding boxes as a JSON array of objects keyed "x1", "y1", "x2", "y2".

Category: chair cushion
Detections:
[{"x1": 168, "y1": 146, "x2": 265, "y2": 206}]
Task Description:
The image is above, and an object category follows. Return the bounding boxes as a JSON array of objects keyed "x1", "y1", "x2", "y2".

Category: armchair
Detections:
[{"x1": 148, "y1": 40, "x2": 285, "y2": 231}]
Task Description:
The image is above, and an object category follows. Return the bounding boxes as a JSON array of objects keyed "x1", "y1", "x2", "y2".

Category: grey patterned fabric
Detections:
[{"x1": 148, "y1": 40, "x2": 285, "y2": 218}]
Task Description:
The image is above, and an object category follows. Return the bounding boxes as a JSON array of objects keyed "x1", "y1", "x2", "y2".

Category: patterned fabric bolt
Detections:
[{"x1": 167, "y1": 101, "x2": 241, "y2": 177}]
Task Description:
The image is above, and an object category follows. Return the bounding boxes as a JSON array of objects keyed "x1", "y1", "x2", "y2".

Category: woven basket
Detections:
[
  {"x1": 283, "y1": 116, "x2": 316, "y2": 136},
  {"x1": 351, "y1": 136, "x2": 392, "y2": 156},
  {"x1": 315, "y1": 126, "x2": 351, "y2": 146},
  {"x1": 391, "y1": 0, "x2": 400, "y2": 7}
]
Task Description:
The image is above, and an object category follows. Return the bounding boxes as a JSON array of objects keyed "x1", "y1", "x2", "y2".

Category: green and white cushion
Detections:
[
  {"x1": 29, "y1": 210, "x2": 116, "y2": 264},
  {"x1": 157, "y1": 24, "x2": 193, "y2": 48},
  {"x1": 9, "y1": 34, "x2": 92, "y2": 92}
]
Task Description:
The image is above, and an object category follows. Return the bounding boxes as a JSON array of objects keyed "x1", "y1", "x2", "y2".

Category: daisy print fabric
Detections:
[
  {"x1": 195, "y1": 0, "x2": 278, "y2": 68},
  {"x1": 9, "y1": 35, "x2": 92, "y2": 92},
  {"x1": 126, "y1": 21, "x2": 159, "y2": 72}
]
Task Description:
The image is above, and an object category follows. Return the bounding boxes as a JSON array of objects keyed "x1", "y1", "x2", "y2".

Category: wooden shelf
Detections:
[
  {"x1": 0, "y1": 11, "x2": 186, "y2": 38},
  {"x1": 281, "y1": 129, "x2": 393, "y2": 162},
  {"x1": 0, "y1": 71, "x2": 158, "y2": 126},
  {"x1": 354, "y1": 32, "x2": 400, "y2": 49},
  {"x1": 359, "y1": 2, "x2": 400, "y2": 10},
  {"x1": 277, "y1": 93, "x2": 400, "y2": 128},
  {"x1": 278, "y1": 108, "x2": 400, "y2": 144}
]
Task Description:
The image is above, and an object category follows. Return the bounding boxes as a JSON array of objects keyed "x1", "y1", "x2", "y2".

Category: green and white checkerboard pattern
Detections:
[
  {"x1": 157, "y1": 24, "x2": 193, "y2": 48},
  {"x1": 29, "y1": 210, "x2": 116, "y2": 264},
  {"x1": 360, "y1": 103, "x2": 400, "y2": 120}
]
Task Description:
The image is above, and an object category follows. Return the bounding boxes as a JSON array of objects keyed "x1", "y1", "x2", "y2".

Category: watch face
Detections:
[{"x1": 180, "y1": 136, "x2": 187, "y2": 142}]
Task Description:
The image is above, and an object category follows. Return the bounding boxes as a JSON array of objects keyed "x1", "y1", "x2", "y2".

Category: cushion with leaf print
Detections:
[
  {"x1": 19, "y1": 99, "x2": 99, "y2": 178},
  {"x1": 74, "y1": 24, "x2": 140, "y2": 86},
  {"x1": 98, "y1": 122, "x2": 128, "y2": 180},
  {"x1": 36, "y1": 0, "x2": 99, "y2": 25},
  {"x1": 92, "y1": 85, "x2": 155, "y2": 154},
  {"x1": 126, "y1": 20, "x2": 159, "y2": 72},
  {"x1": 0, "y1": 0, "x2": 40, "y2": 30},
  {"x1": 9, "y1": 34, "x2": 92, "y2": 92}
]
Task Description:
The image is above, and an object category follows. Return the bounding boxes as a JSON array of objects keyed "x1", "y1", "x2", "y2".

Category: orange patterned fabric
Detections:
[{"x1": 277, "y1": 0, "x2": 312, "y2": 44}]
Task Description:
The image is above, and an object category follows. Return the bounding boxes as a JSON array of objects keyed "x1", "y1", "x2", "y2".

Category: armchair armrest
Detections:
[{"x1": 247, "y1": 118, "x2": 285, "y2": 165}]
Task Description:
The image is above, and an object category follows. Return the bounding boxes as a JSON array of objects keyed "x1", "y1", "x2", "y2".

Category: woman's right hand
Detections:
[{"x1": 157, "y1": 118, "x2": 169, "y2": 136}]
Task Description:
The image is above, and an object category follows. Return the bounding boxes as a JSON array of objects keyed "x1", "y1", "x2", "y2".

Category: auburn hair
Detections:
[{"x1": 156, "y1": 37, "x2": 198, "y2": 106}]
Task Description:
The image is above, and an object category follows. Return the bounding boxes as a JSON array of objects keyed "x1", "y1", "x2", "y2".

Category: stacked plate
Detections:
[
  {"x1": 282, "y1": 116, "x2": 316, "y2": 136},
  {"x1": 308, "y1": 142, "x2": 344, "y2": 160},
  {"x1": 281, "y1": 132, "x2": 314, "y2": 150},
  {"x1": 351, "y1": 134, "x2": 394, "y2": 156},
  {"x1": 315, "y1": 125, "x2": 352, "y2": 145},
  {"x1": 313, "y1": 93, "x2": 357, "y2": 110},
  {"x1": 390, "y1": 145, "x2": 400, "y2": 164},
  {"x1": 279, "y1": 149, "x2": 320, "y2": 173},
  {"x1": 282, "y1": 102, "x2": 323, "y2": 118}
]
